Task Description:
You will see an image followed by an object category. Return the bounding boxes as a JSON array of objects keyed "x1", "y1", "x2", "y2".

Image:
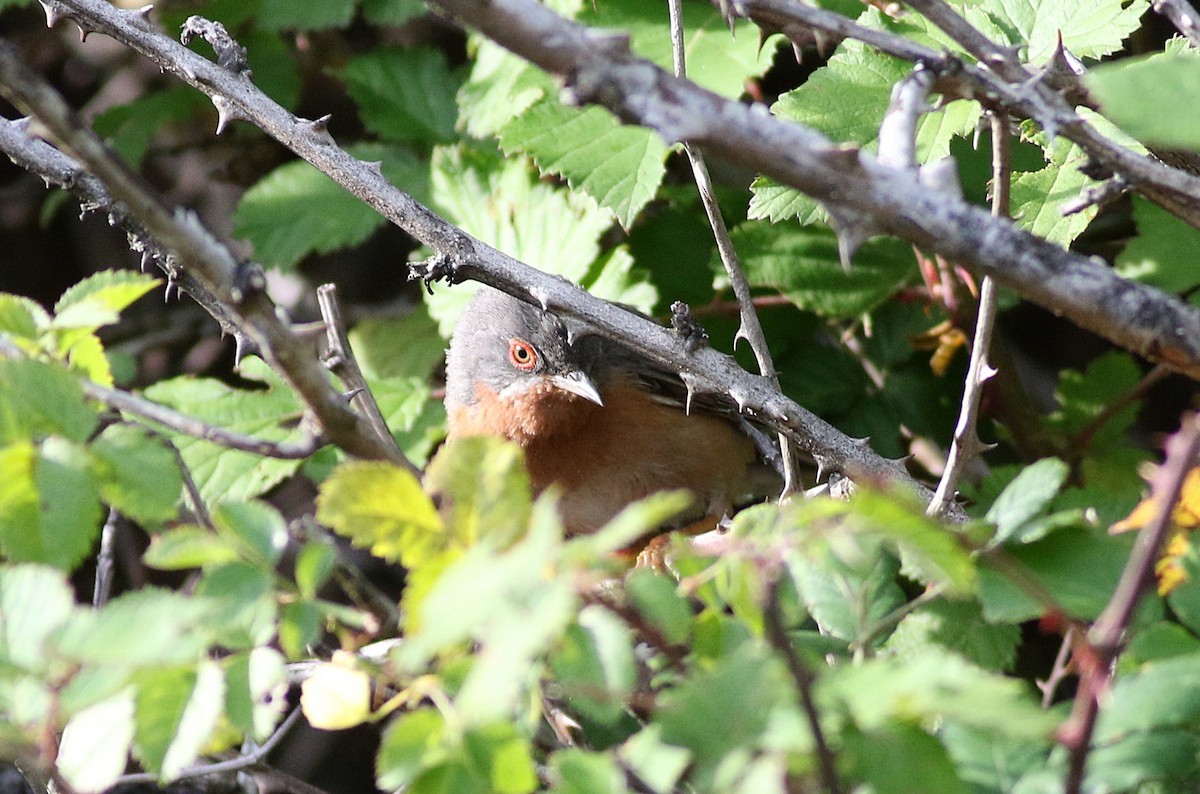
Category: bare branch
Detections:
[
  {"x1": 666, "y1": 0, "x2": 799, "y2": 496},
  {"x1": 723, "y1": 0, "x2": 1200, "y2": 228},
  {"x1": 1060, "y1": 413, "x2": 1200, "y2": 794},
  {"x1": 39, "y1": 0, "x2": 956, "y2": 515},
  {"x1": 1152, "y1": 0, "x2": 1200, "y2": 49},
  {"x1": 0, "y1": 39, "x2": 407, "y2": 466}
]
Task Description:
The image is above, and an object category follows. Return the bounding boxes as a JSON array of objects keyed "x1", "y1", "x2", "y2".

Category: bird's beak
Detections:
[{"x1": 548, "y1": 370, "x2": 604, "y2": 406}]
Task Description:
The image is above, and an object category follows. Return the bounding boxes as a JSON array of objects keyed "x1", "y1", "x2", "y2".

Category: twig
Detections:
[
  {"x1": 764, "y1": 577, "x2": 841, "y2": 794},
  {"x1": 721, "y1": 0, "x2": 1200, "y2": 228},
  {"x1": 1152, "y1": 0, "x2": 1200, "y2": 49},
  {"x1": 92, "y1": 507, "x2": 119, "y2": 607},
  {"x1": 928, "y1": 111, "x2": 1008, "y2": 516},
  {"x1": 114, "y1": 707, "x2": 304, "y2": 786},
  {"x1": 167, "y1": 434, "x2": 214, "y2": 529},
  {"x1": 316, "y1": 284, "x2": 411, "y2": 472},
  {"x1": 0, "y1": 40, "x2": 406, "y2": 466},
  {"x1": 666, "y1": 0, "x2": 799, "y2": 497},
  {"x1": 1038, "y1": 629, "x2": 1075, "y2": 709},
  {"x1": 1071, "y1": 364, "x2": 1171, "y2": 454},
  {"x1": 1059, "y1": 413, "x2": 1200, "y2": 794}
]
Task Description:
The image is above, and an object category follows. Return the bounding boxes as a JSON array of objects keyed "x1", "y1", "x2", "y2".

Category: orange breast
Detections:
[{"x1": 448, "y1": 378, "x2": 755, "y2": 534}]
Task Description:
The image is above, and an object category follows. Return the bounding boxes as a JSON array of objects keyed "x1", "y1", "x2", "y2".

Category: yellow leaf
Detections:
[{"x1": 1111, "y1": 468, "x2": 1200, "y2": 533}]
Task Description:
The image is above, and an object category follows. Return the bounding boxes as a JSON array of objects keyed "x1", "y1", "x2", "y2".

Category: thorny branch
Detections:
[
  {"x1": 0, "y1": 39, "x2": 407, "y2": 467},
  {"x1": 29, "y1": 0, "x2": 959, "y2": 515},
  {"x1": 1059, "y1": 413, "x2": 1200, "y2": 794},
  {"x1": 666, "y1": 0, "x2": 799, "y2": 496},
  {"x1": 721, "y1": 0, "x2": 1200, "y2": 228}
]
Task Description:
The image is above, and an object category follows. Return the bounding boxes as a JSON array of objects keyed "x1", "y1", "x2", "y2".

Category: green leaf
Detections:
[
  {"x1": 56, "y1": 687, "x2": 137, "y2": 794},
  {"x1": 1116, "y1": 196, "x2": 1200, "y2": 301},
  {"x1": 257, "y1": 0, "x2": 356, "y2": 30},
  {"x1": 721, "y1": 222, "x2": 916, "y2": 319},
  {"x1": 143, "y1": 526, "x2": 241, "y2": 570},
  {"x1": 940, "y1": 723, "x2": 1049, "y2": 794},
  {"x1": 1086, "y1": 730, "x2": 1200, "y2": 791},
  {"x1": 0, "y1": 439, "x2": 102, "y2": 571},
  {"x1": 617, "y1": 726, "x2": 691, "y2": 794},
  {"x1": 844, "y1": 723, "x2": 969, "y2": 794},
  {"x1": 580, "y1": 0, "x2": 776, "y2": 99},
  {"x1": 654, "y1": 644, "x2": 791, "y2": 789},
  {"x1": 886, "y1": 600, "x2": 1020, "y2": 672},
  {"x1": 133, "y1": 660, "x2": 225, "y2": 779},
  {"x1": 341, "y1": 47, "x2": 463, "y2": 144},
  {"x1": 625, "y1": 568, "x2": 693, "y2": 646},
  {"x1": 457, "y1": 39, "x2": 553, "y2": 138},
  {"x1": 792, "y1": 543, "x2": 905, "y2": 645},
  {"x1": 1097, "y1": 652, "x2": 1200, "y2": 739},
  {"x1": 377, "y1": 708, "x2": 448, "y2": 791},
  {"x1": 194, "y1": 562, "x2": 278, "y2": 650},
  {"x1": 294, "y1": 541, "x2": 337, "y2": 599},
  {"x1": 212, "y1": 501, "x2": 288, "y2": 568},
  {"x1": 499, "y1": 100, "x2": 668, "y2": 228},
  {"x1": 821, "y1": 650, "x2": 1056, "y2": 738},
  {"x1": 53, "y1": 270, "x2": 160, "y2": 331},
  {"x1": 423, "y1": 143, "x2": 617, "y2": 335},
  {"x1": 978, "y1": 528, "x2": 1131, "y2": 622},
  {"x1": 548, "y1": 750, "x2": 626, "y2": 794},
  {"x1": 141, "y1": 358, "x2": 307, "y2": 504},
  {"x1": 56, "y1": 588, "x2": 214, "y2": 666},
  {"x1": 316, "y1": 459, "x2": 442, "y2": 567},
  {"x1": 223, "y1": 647, "x2": 286, "y2": 741},
  {"x1": 1087, "y1": 52, "x2": 1200, "y2": 152},
  {"x1": 350, "y1": 304, "x2": 445, "y2": 381},
  {"x1": 89, "y1": 424, "x2": 182, "y2": 523},
  {"x1": 362, "y1": 0, "x2": 427, "y2": 25},
  {"x1": 423, "y1": 436, "x2": 532, "y2": 551},
  {"x1": 581, "y1": 246, "x2": 659, "y2": 316},
  {"x1": 550, "y1": 606, "x2": 637, "y2": 725},
  {"x1": 986, "y1": 458, "x2": 1070, "y2": 546},
  {"x1": 0, "y1": 293, "x2": 51, "y2": 340},
  {"x1": 962, "y1": 0, "x2": 1149, "y2": 62},
  {"x1": 1010, "y1": 137, "x2": 1098, "y2": 248},
  {"x1": 0, "y1": 564, "x2": 77, "y2": 670},
  {"x1": 234, "y1": 144, "x2": 430, "y2": 269},
  {"x1": 93, "y1": 87, "x2": 205, "y2": 165},
  {"x1": 378, "y1": 716, "x2": 537, "y2": 794},
  {"x1": 0, "y1": 358, "x2": 98, "y2": 444}
]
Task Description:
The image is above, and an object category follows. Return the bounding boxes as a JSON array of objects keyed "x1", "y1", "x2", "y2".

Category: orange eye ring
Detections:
[{"x1": 508, "y1": 339, "x2": 538, "y2": 371}]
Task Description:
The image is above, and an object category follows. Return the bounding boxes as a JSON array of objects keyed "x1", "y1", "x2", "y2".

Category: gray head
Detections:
[{"x1": 444, "y1": 287, "x2": 604, "y2": 408}]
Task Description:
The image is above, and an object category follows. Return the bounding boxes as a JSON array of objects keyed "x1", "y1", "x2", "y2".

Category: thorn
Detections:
[
  {"x1": 827, "y1": 205, "x2": 877, "y2": 272},
  {"x1": 138, "y1": 4, "x2": 153, "y2": 19},
  {"x1": 76, "y1": 23, "x2": 92, "y2": 42},
  {"x1": 978, "y1": 361, "x2": 999, "y2": 381},
  {"x1": 233, "y1": 334, "x2": 247, "y2": 368},
  {"x1": 680, "y1": 372, "x2": 698, "y2": 416},
  {"x1": 814, "y1": 455, "x2": 830, "y2": 482},
  {"x1": 730, "y1": 388, "x2": 750, "y2": 413},
  {"x1": 528, "y1": 286, "x2": 550, "y2": 311},
  {"x1": 164, "y1": 276, "x2": 176, "y2": 302},
  {"x1": 212, "y1": 96, "x2": 240, "y2": 135},
  {"x1": 851, "y1": 436, "x2": 871, "y2": 447},
  {"x1": 302, "y1": 114, "x2": 332, "y2": 134},
  {"x1": 344, "y1": 387, "x2": 365, "y2": 402},
  {"x1": 38, "y1": 0, "x2": 65, "y2": 28},
  {"x1": 734, "y1": 325, "x2": 750, "y2": 350}
]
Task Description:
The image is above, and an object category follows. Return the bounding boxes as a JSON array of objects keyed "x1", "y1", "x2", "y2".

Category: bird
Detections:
[{"x1": 443, "y1": 286, "x2": 768, "y2": 537}]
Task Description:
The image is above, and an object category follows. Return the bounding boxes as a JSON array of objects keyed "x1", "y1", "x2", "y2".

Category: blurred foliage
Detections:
[{"x1": 3, "y1": 0, "x2": 1200, "y2": 792}]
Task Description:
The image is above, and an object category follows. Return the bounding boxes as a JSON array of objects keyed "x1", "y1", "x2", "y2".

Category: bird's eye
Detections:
[{"x1": 508, "y1": 339, "x2": 538, "y2": 371}]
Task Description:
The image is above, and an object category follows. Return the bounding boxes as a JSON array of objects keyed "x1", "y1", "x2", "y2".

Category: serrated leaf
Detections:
[
  {"x1": 212, "y1": 501, "x2": 288, "y2": 568},
  {"x1": 223, "y1": 646, "x2": 286, "y2": 741},
  {"x1": 1117, "y1": 196, "x2": 1200, "y2": 300},
  {"x1": 143, "y1": 526, "x2": 241, "y2": 570},
  {"x1": 549, "y1": 750, "x2": 625, "y2": 794},
  {"x1": 194, "y1": 562, "x2": 277, "y2": 650},
  {"x1": 141, "y1": 358, "x2": 306, "y2": 504},
  {"x1": 581, "y1": 246, "x2": 659, "y2": 315},
  {"x1": 1087, "y1": 52, "x2": 1200, "y2": 151},
  {"x1": 61, "y1": 331, "x2": 112, "y2": 387},
  {"x1": 0, "y1": 358, "x2": 98, "y2": 444},
  {"x1": 53, "y1": 270, "x2": 159, "y2": 331},
  {"x1": 1010, "y1": 138, "x2": 1097, "y2": 247},
  {"x1": 0, "y1": 438, "x2": 101, "y2": 571},
  {"x1": 134, "y1": 660, "x2": 225, "y2": 780},
  {"x1": 940, "y1": 723, "x2": 1049, "y2": 794},
  {"x1": 886, "y1": 600, "x2": 1020, "y2": 671},
  {"x1": 821, "y1": 650, "x2": 1056, "y2": 738},
  {"x1": 378, "y1": 715, "x2": 537, "y2": 794},
  {"x1": 316, "y1": 460, "x2": 442, "y2": 567},
  {"x1": 978, "y1": 528, "x2": 1131, "y2": 622},
  {"x1": 986, "y1": 458, "x2": 1070, "y2": 546},
  {"x1": 793, "y1": 544, "x2": 906, "y2": 645},
  {"x1": 845, "y1": 723, "x2": 969, "y2": 794},
  {"x1": 56, "y1": 687, "x2": 136, "y2": 794},
  {"x1": 89, "y1": 424, "x2": 182, "y2": 523},
  {"x1": 500, "y1": 100, "x2": 668, "y2": 227},
  {"x1": 963, "y1": 0, "x2": 1149, "y2": 62},
  {"x1": 423, "y1": 436, "x2": 531, "y2": 551},
  {"x1": 424, "y1": 143, "x2": 617, "y2": 335},
  {"x1": 625, "y1": 568, "x2": 693, "y2": 645},
  {"x1": 550, "y1": 606, "x2": 637, "y2": 725},
  {"x1": 0, "y1": 564, "x2": 77, "y2": 670},
  {"x1": 350, "y1": 305, "x2": 444, "y2": 381},
  {"x1": 342, "y1": 47, "x2": 462, "y2": 144},
  {"x1": 56, "y1": 588, "x2": 214, "y2": 666},
  {"x1": 457, "y1": 39, "x2": 552, "y2": 138},
  {"x1": 724, "y1": 221, "x2": 916, "y2": 319},
  {"x1": 1096, "y1": 651, "x2": 1200, "y2": 739},
  {"x1": 581, "y1": 0, "x2": 776, "y2": 99},
  {"x1": 234, "y1": 144, "x2": 430, "y2": 269},
  {"x1": 257, "y1": 0, "x2": 355, "y2": 30},
  {"x1": 0, "y1": 294, "x2": 50, "y2": 340}
]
